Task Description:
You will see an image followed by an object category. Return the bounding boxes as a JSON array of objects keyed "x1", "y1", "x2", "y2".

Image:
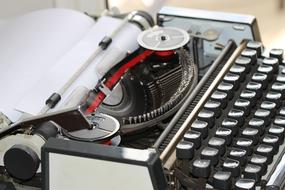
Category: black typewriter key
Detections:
[
  {"x1": 233, "y1": 138, "x2": 254, "y2": 156},
  {"x1": 243, "y1": 163, "x2": 262, "y2": 182},
  {"x1": 263, "y1": 57, "x2": 279, "y2": 73},
  {"x1": 279, "y1": 107, "x2": 285, "y2": 116},
  {"x1": 252, "y1": 72, "x2": 268, "y2": 89},
  {"x1": 235, "y1": 56, "x2": 251, "y2": 73},
  {"x1": 260, "y1": 101, "x2": 276, "y2": 112},
  {"x1": 204, "y1": 100, "x2": 221, "y2": 118},
  {"x1": 241, "y1": 128, "x2": 259, "y2": 145},
  {"x1": 247, "y1": 41, "x2": 263, "y2": 57},
  {"x1": 246, "y1": 81, "x2": 262, "y2": 98},
  {"x1": 211, "y1": 90, "x2": 228, "y2": 108},
  {"x1": 230, "y1": 64, "x2": 246, "y2": 81},
  {"x1": 265, "y1": 91, "x2": 282, "y2": 107},
  {"x1": 222, "y1": 118, "x2": 239, "y2": 135},
  {"x1": 198, "y1": 109, "x2": 215, "y2": 127},
  {"x1": 240, "y1": 90, "x2": 257, "y2": 104},
  {"x1": 184, "y1": 130, "x2": 201, "y2": 149},
  {"x1": 262, "y1": 134, "x2": 280, "y2": 153},
  {"x1": 222, "y1": 158, "x2": 240, "y2": 177},
  {"x1": 234, "y1": 99, "x2": 251, "y2": 116},
  {"x1": 213, "y1": 171, "x2": 232, "y2": 190},
  {"x1": 208, "y1": 137, "x2": 226, "y2": 156},
  {"x1": 241, "y1": 48, "x2": 257, "y2": 63},
  {"x1": 249, "y1": 154, "x2": 268, "y2": 175},
  {"x1": 254, "y1": 144, "x2": 274, "y2": 164},
  {"x1": 191, "y1": 119, "x2": 208, "y2": 139},
  {"x1": 270, "y1": 48, "x2": 283, "y2": 63},
  {"x1": 254, "y1": 108, "x2": 272, "y2": 123},
  {"x1": 257, "y1": 65, "x2": 274, "y2": 81},
  {"x1": 277, "y1": 74, "x2": 285, "y2": 83},
  {"x1": 234, "y1": 178, "x2": 256, "y2": 190},
  {"x1": 192, "y1": 159, "x2": 211, "y2": 178},
  {"x1": 268, "y1": 125, "x2": 285, "y2": 142},
  {"x1": 274, "y1": 115, "x2": 285, "y2": 127},
  {"x1": 271, "y1": 82, "x2": 285, "y2": 95},
  {"x1": 228, "y1": 108, "x2": 245, "y2": 126},
  {"x1": 228, "y1": 147, "x2": 247, "y2": 166},
  {"x1": 201, "y1": 147, "x2": 219, "y2": 166},
  {"x1": 223, "y1": 73, "x2": 241, "y2": 90},
  {"x1": 176, "y1": 141, "x2": 194, "y2": 160},
  {"x1": 217, "y1": 82, "x2": 234, "y2": 99},
  {"x1": 248, "y1": 118, "x2": 265, "y2": 135},
  {"x1": 215, "y1": 127, "x2": 233, "y2": 145}
]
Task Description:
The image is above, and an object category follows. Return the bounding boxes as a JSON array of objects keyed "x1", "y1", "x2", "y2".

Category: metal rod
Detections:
[{"x1": 160, "y1": 41, "x2": 247, "y2": 163}]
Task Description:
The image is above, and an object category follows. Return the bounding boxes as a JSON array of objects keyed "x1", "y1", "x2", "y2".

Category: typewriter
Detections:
[{"x1": 0, "y1": 6, "x2": 284, "y2": 190}]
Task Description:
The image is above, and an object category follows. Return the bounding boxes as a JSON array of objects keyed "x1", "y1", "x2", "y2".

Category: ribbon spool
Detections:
[{"x1": 137, "y1": 26, "x2": 190, "y2": 54}]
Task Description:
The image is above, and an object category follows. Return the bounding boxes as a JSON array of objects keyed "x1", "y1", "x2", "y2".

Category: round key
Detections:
[
  {"x1": 265, "y1": 91, "x2": 282, "y2": 107},
  {"x1": 233, "y1": 138, "x2": 254, "y2": 156},
  {"x1": 257, "y1": 65, "x2": 273, "y2": 80},
  {"x1": 223, "y1": 73, "x2": 241, "y2": 90},
  {"x1": 255, "y1": 144, "x2": 274, "y2": 164},
  {"x1": 213, "y1": 171, "x2": 232, "y2": 190},
  {"x1": 263, "y1": 57, "x2": 279, "y2": 73},
  {"x1": 270, "y1": 48, "x2": 283, "y2": 63},
  {"x1": 262, "y1": 134, "x2": 279, "y2": 154},
  {"x1": 254, "y1": 109, "x2": 272, "y2": 124},
  {"x1": 234, "y1": 99, "x2": 251, "y2": 116},
  {"x1": 211, "y1": 91, "x2": 228, "y2": 108},
  {"x1": 248, "y1": 118, "x2": 265, "y2": 135},
  {"x1": 241, "y1": 128, "x2": 259, "y2": 145},
  {"x1": 223, "y1": 158, "x2": 240, "y2": 177},
  {"x1": 230, "y1": 64, "x2": 246, "y2": 81},
  {"x1": 184, "y1": 130, "x2": 201, "y2": 149},
  {"x1": 228, "y1": 147, "x2": 247, "y2": 166},
  {"x1": 176, "y1": 141, "x2": 194, "y2": 159},
  {"x1": 208, "y1": 137, "x2": 226, "y2": 156},
  {"x1": 192, "y1": 159, "x2": 211, "y2": 178},
  {"x1": 222, "y1": 118, "x2": 239, "y2": 135},
  {"x1": 243, "y1": 163, "x2": 262, "y2": 182},
  {"x1": 274, "y1": 116, "x2": 285, "y2": 127},
  {"x1": 240, "y1": 90, "x2": 257, "y2": 105},
  {"x1": 235, "y1": 56, "x2": 251, "y2": 73},
  {"x1": 271, "y1": 82, "x2": 285, "y2": 95},
  {"x1": 252, "y1": 72, "x2": 268, "y2": 89},
  {"x1": 217, "y1": 82, "x2": 234, "y2": 99},
  {"x1": 198, "y1": 109, "x2": 215, "y2": 127},
  {"x1": 246, "y1": 81, "x2": 262, "y2": 98},
  {"x1": 249, "y1": 154, "x2": 268, "y2": 175},
  {"x1": 228, "y1": 108, "x2": 245, "y2": 126},
  {"x1": 234, "y1": 178, "x2": 256, "y2": 190},
  {"x1": 260, "y1": 101, "x2": 276, "y2": 111},
  {"x1": 215, "y1": 127, "x2": 233, "y2": 145},
  {"x1": 279, "y1": 107, "x2": 285, "y2": 116},
  {"x1": 204, "y1": 100, "x2": 221, "y2": 118},
  {"x1": 247, "y1": 41, "x2": 263, "y2": 57},
  {"x1": 201, "y1": 147, "x2": 219, "y2": 165},
  {"x1": 268, "y1": 125, "x2": 285, "y2": 143},
  {"x1": 277, "y1": 74, "x2": 285, "y2": 83},
  {"x1": 191, "y1": 119, "x2": 208, "y2": 139},
  {"x1": 241, "y1": 48, "x2": 257, "y2": 64}
]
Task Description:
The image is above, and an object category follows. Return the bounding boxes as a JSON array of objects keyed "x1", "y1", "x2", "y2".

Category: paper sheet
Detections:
[
  {"x1": 0, "y1": 8, "x2": 95, "y2": 121},
  {"x1": 0, "y1": 8, "x2": 142, "y2": 119}
]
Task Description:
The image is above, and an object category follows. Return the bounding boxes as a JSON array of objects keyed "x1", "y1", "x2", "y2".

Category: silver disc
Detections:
[{"x1": 137, "y1": 26, "x2": 190, "y2": 51}]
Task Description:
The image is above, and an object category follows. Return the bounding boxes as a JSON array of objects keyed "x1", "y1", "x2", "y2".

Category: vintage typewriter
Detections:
[{"x1": 0, "y1": 6, "x2": 284, "y2": 190}]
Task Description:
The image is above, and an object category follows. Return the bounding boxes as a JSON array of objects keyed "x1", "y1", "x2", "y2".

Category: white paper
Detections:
[
  {"x1": 16, "y1": 15, "x2": 141, "y2": 115},
  {"x1": 0, "y1": 8, "x2": 95, "y2": 121},
  {"x1": 0, "y1": 9, "x2": 141, "y2": 118}
]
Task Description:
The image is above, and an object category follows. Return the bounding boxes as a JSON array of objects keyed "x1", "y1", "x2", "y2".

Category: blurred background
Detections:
[{"x1": 0, "y1": 0, "x2": 284, "y2": 48}]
